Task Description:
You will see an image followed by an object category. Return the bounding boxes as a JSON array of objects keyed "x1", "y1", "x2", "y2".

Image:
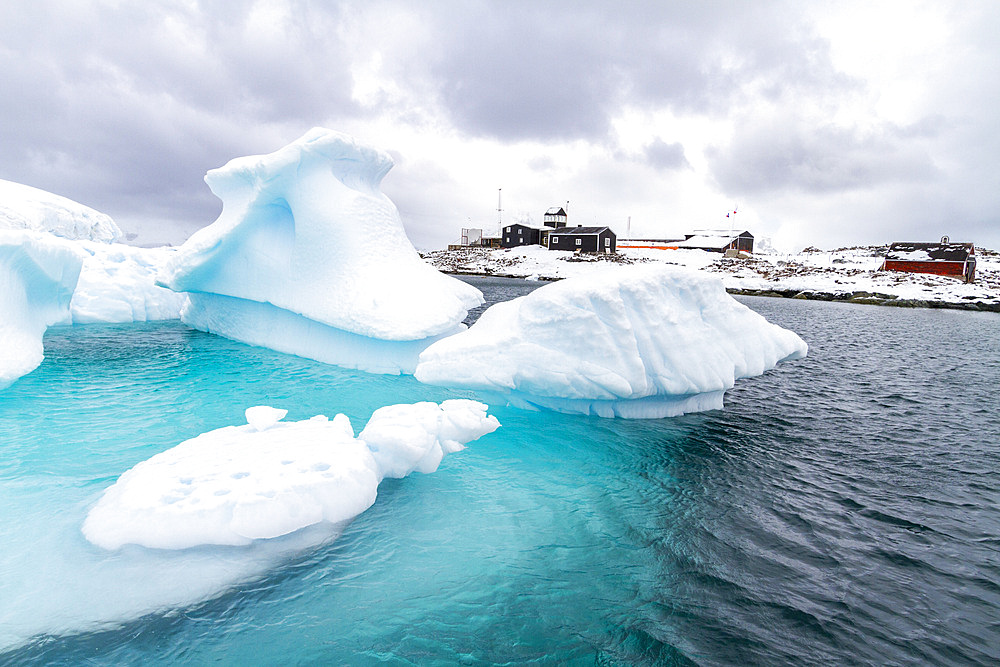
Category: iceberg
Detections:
[
  {"x1": 70, "y1": 242, "x2": 187, "y2": 323},
  {"x1": 414, "y1": 265, "x2": 808, "y2": 418},
  {"x1": 158, "y1": 128, "x2": 483, "y2": 374},
  {"x1": 0, "y1": 178, "x2": 121, "y2": 243},
  {"x1": 0, "y1": 178, "x2": 182, "y2": 325},
  {"x1": 0, "y1": 231, "x2": 86, "y2": 389},
  {"x1": 82, "y1": 400, "x2": 499, "y2": 550}
]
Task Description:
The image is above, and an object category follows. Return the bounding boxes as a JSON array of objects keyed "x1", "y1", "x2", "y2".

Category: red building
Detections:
[{"x1": 882, "y1": 240, "x2": 976, "y2": 283}]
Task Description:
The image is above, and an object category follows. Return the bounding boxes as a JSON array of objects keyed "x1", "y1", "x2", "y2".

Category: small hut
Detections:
[{"x1": 882, "y1": 239, "x2": 976, "y2": 283}]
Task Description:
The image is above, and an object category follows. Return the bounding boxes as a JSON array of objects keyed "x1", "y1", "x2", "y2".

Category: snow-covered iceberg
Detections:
[
  {"x1": 0, "y1": 178, "x2": 182, "y2": 324},
  {"x1": 82, "y1": 400, "x2": 499, "y2": 550},
  {"x1": 158, "y1": 128, "x2": 483, "y2": 374},
  {"x1": 415, "y1": 265, "x2": 808, "y2": 418},
  {"x1": 0, "y1": 178, "x2": 121, "y2": 243},
  {"x1": 0, "y1": 231, "x2": 86, "y2": 389}
]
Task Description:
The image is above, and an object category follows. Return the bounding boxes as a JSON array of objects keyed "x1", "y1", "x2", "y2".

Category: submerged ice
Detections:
[
  {"x1": 159, "y1": 128, "x2": 483, "y2": 374},
  {"x1": 83, "y1": 400, "x2": 499, "y2": 550},
  {"x1": 415, "y1": 265, "x2": 808, "y2": 418}
]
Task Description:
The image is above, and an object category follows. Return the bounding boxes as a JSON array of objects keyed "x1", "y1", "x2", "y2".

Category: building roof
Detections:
[
  {"x1": 548, "y1": 226, "x2": 613, "y2": 236},
  {"x1": 545, "y1": 207, "x2": 567, "y2": 216},
  {"x1": 885, "y1": 242, "x2": 974, "y2": 262},
  {"x1": 690, "y1": 229, "x2": 752, "y2": 237},
  {"x1": 677, "y1": 234, "x2": 738, "y2": 249}
]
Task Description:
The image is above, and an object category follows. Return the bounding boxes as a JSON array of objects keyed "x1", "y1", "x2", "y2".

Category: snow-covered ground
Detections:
[{"x1": 423, "y1": 245, "x2": 1000, "y2": 311}]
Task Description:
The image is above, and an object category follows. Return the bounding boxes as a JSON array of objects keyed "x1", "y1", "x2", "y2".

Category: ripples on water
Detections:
[{"x1": 1, "y1": 277, "x2": 998, "y2": 665}]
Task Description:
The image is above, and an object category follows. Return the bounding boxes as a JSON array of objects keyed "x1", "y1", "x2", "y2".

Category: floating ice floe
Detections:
[
  {"x1": 415, "y1": 265, "x2": 808, "y2": 418},
  {"x1": 82, "y1": 400, "x2": 500, "y2": 550},
  {"x1": 0, "y1": 230, "x2": 86, "y2": 389},
  {"x1": 158, "y1": 128, "x2": 484, "y2": 374}
]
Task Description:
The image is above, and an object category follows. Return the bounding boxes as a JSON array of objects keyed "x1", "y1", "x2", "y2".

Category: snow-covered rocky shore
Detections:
[{"x1": 423, "y1": 245, "x2": 1000, "y2": 312}]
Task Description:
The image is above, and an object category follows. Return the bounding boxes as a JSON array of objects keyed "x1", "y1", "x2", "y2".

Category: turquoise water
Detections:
[{"x1": 1, "y1": 280, "x2": 999, "y2": 665}]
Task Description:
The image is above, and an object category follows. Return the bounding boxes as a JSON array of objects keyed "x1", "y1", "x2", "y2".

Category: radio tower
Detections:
[{"x1": 497, "y1": 188, "x2": 503, "y2": 233}]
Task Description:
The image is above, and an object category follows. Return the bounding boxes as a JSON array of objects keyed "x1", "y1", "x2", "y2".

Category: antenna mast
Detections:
[{"x1": 497, "y1": 188, "x2": 503, "y2": 235}]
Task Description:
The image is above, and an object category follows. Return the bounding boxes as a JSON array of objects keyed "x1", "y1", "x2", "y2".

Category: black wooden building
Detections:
[
  {"x1": 501, "y1": 223, "x2": 542, "y2": 248},
  {"x1": 547, "y1": 226, "x2": 617, "y2": 253},
  {"x1": 543, "y1": 207, "x2": 568, "y2": 228}
]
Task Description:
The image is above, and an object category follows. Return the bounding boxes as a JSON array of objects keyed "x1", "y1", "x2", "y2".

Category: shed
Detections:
[
  {"x1": 882, "y1": 241, "x2": 976, "y2": 283},
  {"x1": 501, "y1": 223, "x2": 542, "y2": 248},
  {"x1": 547, "y1": 226, "x2": 616, "y2": 253},
  {"x1": 460, "y1": 228, "x2": 483, "y2": 246},
  {"x1": 677, "y1": 230, "x2": 754, "y2": 253}
]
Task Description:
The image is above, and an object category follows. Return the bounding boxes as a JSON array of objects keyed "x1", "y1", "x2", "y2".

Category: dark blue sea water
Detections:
[{"x1": 1, "y1": 276, "x2": 998, "y2": 665}]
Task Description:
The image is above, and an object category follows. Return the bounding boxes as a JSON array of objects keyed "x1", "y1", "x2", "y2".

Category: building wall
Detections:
[
  {"x1": 548, "y1": 230, "x2": 616, "y2": 253},
  {"x1": 580, "y1": 235, "x2": 598, "y2": 252},
  {"x1": 735, "y1": 235, "x2": 754, "y2": 253},
  {"x1": 501, "y1": 224, "x2": 540, "y2": 248},
  {"x1": 884, "y1": 260, "x2": 967, "y2": 278}
]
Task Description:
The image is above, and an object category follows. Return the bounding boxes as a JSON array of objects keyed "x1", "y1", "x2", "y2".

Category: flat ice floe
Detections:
[
  {"x1": 158, "y1": 127, "x2": 483, "y2": 374},
  {"x1": 0, "y1": 400, "x2": 496, "y2": 650},
  {"x1": 83, "y1": 400, "x2": 499, "y2": 550},
  {"x1": 415, "y1": 265, "x2": 808, "y2": 418}
]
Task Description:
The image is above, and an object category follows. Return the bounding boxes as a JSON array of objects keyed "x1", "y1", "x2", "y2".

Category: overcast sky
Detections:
[{"x1": 2, "y1": 0, "x2": 998, "y2": 251}]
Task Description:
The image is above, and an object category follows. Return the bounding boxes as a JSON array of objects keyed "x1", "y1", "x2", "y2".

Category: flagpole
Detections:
[{"x1": 728, "y1": 204, "x2": 737, "y2": 251}]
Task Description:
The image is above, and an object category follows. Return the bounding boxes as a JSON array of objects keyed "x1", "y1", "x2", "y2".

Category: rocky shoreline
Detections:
[
  {"x1": 426, "y1": 245, "x2": 1000, "y2": 314},
  {"x1": 725, "y1": 287, "x2": 1000, "y2": 312},
  {"x1": 443, "y1": 267, "x2": 1000, "y2": 312}
]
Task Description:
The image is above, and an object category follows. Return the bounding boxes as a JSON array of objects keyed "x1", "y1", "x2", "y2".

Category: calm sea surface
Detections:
[{"x1": 1, "y1": 276, "x2": 998, "y2": 665}]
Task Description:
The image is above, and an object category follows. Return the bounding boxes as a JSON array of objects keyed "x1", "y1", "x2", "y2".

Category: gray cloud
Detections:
[
  {"x1": 642, "y1": 139, "x2": 690, "y2": 171},
  {"x1": 708, "y1": 119, "x2": 939, "y2": 195},
  {"x1": 0, "y1": 0, "x2": 362, "y2": 234},
  {"x1": 408, "y1": 1, "x2": 855, "y2": 142}
]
